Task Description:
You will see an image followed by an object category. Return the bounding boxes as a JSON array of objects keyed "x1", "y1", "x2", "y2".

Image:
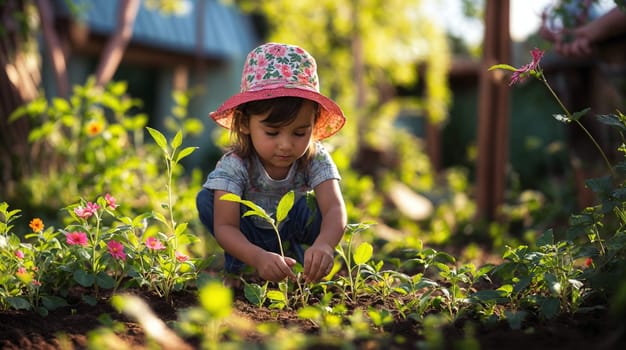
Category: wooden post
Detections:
[{"x1": 476, "y1": 0, "x2": 511, "y2": 221}]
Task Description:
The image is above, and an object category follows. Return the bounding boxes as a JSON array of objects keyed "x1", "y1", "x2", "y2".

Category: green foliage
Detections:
[
  {"x1": 7, "y1": 38, "x2": 626, "y2": 348},
  {"x1": 332, "y1": 222, "x2": 376, "y2": 302},
  {"x1": 7, "y1": 78, "x2": 202, "y2": 241},
  {"x1": 220, "y1": 190, "x2": 293, "y2": 258}
]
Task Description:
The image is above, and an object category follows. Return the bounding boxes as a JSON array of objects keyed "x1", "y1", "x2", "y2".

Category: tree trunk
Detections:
[
  {"x1": 95, "y1": 0, "x2": 141, "y2": 87},
  {"x1": 37, "y1": 0, "x2": 69, "y2": 97}
]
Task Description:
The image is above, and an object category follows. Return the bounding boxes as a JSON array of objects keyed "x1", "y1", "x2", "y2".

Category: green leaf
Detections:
[
  {"x1": 353, "y1": 242, "x2": 373, "y2": 265},
  {"x1": 276, "y1": 191, "x2": 294, "y2": 223},
  {"x1": 41, "y1": 296, "x2": 69, "y2": 310},
  {"x1": 243, "y1": 282, "x2": 266, "y2": 307},
  {"x1": 6, "y1": 297, "x2": 31, "y2": 310},
  {"x1": 475, "y1": 264, "x2": 495, "y2": 279},
  {"x1": 96, "y1": 272, "x2": 116, "y2": 289},
  {"x1": 146, "y1": 127, "x2": 168, "y2": 153},
  {"x1": 488, "y1": 64, "x2": 516, "y2": 72},
  {"x1": 220, "y1": 193, "x2": 273, "y2": 223},
  {"x1": 152, "y1": 211, "x2": 168, "y2": 225},
  {"x1": 8, "y1": 105, "x2": 29, "y2": 122},
  {"x1": 597, "y1": 113, "x2": 626, "y2": 132},
  {"x1": 298, "y1": 306, "x2": 321, "y2": 320},
  {"x1": 109, "y1": 81, "x2": 128, "y2": 96},
  {"x1": 267, "y1": 290, "x2": 286, "y2": 302},
  {"x1": 174, "y1": 146, "x2": 197, "y2": 163},
  {"x1": 570, "y1": 107, "x2": 591, "y2": 121},
  {"x1": 368, "y1": 308, "x2": 393, "y2": 326},
  {"x1": 74, "y1": 270, "x2": 95, "y2": 287},
  {"x1": 537, "y1": 297, "x2": 560, "y2": 319},
  {"x1": 513, "y1": 276, "x2": 531, "y2": 294},
  {"x1": 132, "y1": 212, "x2": 152, "y2": 227},
  {"x1": 171, "y1": 130, "x2": 183, "y2": 149},
  {"x1": 469, "y1": 290, "x2": 508, "y2": 303},
  {"x1": 174, "y1": 222, "x2": 188, "y2": 237},
  {"x1": 585, "y1": 176, "x2": 612, "y2": 196},
  {"x1": 52, "y1": 97, "x2": 71, "y2": 113}
]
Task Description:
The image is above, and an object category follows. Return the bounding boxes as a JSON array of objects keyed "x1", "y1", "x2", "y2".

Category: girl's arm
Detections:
[
  {"x1": 213, "y1": 190, "x2": 296, "y2": 281},
  {"x1": 305, "y1": 179, "x2": 347, "y2": 282}
]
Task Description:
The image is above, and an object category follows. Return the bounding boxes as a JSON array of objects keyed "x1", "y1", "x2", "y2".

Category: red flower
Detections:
[
  {"x1": 509, "y1": 48, "x2": 544, "y2": 86},
  {"x1": 584, "y1": 257, "x2": 593, "y2": 268},
  {"x1": 107, "y1": 240, "x2": 126, "y2": 261},
  {"x1": 66, "y1": 231, "x2": 89, "y2": 246}
]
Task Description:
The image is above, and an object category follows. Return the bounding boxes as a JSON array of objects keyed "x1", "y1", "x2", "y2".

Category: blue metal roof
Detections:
[{"x1": 53, "y1": 0, "x2": 258, "y2": 59}]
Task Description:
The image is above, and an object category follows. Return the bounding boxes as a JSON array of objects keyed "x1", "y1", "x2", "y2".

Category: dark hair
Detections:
[{"x1": 231, "y1": 97, "x2": 320, "y2": 168}]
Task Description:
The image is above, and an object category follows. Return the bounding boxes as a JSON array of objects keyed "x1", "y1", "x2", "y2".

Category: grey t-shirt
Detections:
[{"x1": 203, "y1": 142, "x2": 340, "y2": 228}]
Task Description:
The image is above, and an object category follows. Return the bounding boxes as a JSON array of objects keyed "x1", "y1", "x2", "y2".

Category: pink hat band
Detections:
[{"x1": 210, "y1": 42, "x2": 345, "y2": 140}]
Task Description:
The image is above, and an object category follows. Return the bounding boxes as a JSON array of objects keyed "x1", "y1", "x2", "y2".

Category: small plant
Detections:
[
  {"x1": 220, "y1": 190, "x2": 294, "y2": 258},
  {"x1": 141, "y1": 127, "x2": 208, "y2": 301},
  {"x1": 332, "y1": 222, "x2": 375, "y2": 302},
  {"x1": 487, "y1": 229, "x2": 589, "y2": 325},
  {"x1": 221, "y1": 190, "x2": 305, "y2": 308}
]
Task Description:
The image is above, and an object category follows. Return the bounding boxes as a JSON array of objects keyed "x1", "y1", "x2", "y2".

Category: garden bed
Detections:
[{"x1": 0, "y1": 282, "x2": 622, "y2": 350}]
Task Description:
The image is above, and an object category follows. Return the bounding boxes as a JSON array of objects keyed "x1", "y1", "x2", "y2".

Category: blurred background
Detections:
[{"x1": 1, "y1": 0, "x2": 624, "y2": 258}]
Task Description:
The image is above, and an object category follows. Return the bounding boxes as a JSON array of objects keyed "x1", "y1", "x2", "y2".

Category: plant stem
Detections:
[
  {"x1": 274, "y1": 227, "x2": 285, "y2": 257},
  {"x1": 541, "y1": 75, "x2": 615, "y2": 177}
]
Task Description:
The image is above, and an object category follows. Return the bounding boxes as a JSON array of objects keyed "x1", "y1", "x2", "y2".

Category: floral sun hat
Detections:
[{"x1": 210, "y1": 42, "x2": 346, "y2": 140}]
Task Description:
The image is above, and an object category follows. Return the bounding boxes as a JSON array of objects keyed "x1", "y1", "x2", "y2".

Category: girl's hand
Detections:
[
  {"x1": 303, "y1": 242, "x2": 334, "y2": 283},
  {"x1": 254, "y1": 251, "x2": 297, "y2": 282}
]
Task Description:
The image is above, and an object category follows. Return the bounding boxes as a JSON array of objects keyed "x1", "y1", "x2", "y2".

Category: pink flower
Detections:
[
  {"x1": 74, "y1": 201, "x2": 100, "y2": 219},
  {"x1": 107, "y1": 240, "x2": 126, "y2": 261},
  {"x1": 175, "y1": 251, "x2": 189, "y2": 263},
  {"x1": 145, "y1": 237, "x2": 165, "y2": 251},
  {"x1": 257, "y1": 55, "x2": 268, "y2": 69},
  {"x1": 509, "y1": 48, "x2": 544, "y2": 86},
  {"x1": 15, "y1": 250, "x2": 24, "y2": 259},
  {"x1": 268, "y1": 44, "x2": 286, "y2": 57},
  {"x1": 32, "y1": 280, "x2": 42, "y2": 287},
  {"x1": 279, "y1": 64, "x2": 293, "y2": 79},
  {"x1": 104, "y1": 193, "x2": 118, "y2": 210},
  {"x1": 16, "y1": 267, "x2": 27, "y2": 275},
  {"x1": 66, "y1": 231, "x2": 89, "y2": 246}
]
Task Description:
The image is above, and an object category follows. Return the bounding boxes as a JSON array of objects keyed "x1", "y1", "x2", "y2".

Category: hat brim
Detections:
[{"x1": 210, "y1": 87, "x2": 345, "y2": 140}]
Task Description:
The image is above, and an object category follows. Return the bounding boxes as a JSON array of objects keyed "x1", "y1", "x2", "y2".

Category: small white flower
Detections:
[{"x1": 553, "y1": 114, "x2": 571, "y2": 123}]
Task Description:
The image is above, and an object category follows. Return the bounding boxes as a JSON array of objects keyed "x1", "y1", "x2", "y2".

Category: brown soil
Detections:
[{"x1": 1, "y1": 282, "x2": 624, "y2": 350}]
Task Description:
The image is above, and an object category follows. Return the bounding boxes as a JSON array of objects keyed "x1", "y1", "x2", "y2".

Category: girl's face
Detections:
[{"x1": 242, "y1": 100, "x2": 316, "y2": 180}]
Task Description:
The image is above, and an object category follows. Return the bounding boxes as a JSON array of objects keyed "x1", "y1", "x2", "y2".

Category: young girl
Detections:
[{"x1": 196, "y1": 43, "x2": 347, "y2": 283}]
